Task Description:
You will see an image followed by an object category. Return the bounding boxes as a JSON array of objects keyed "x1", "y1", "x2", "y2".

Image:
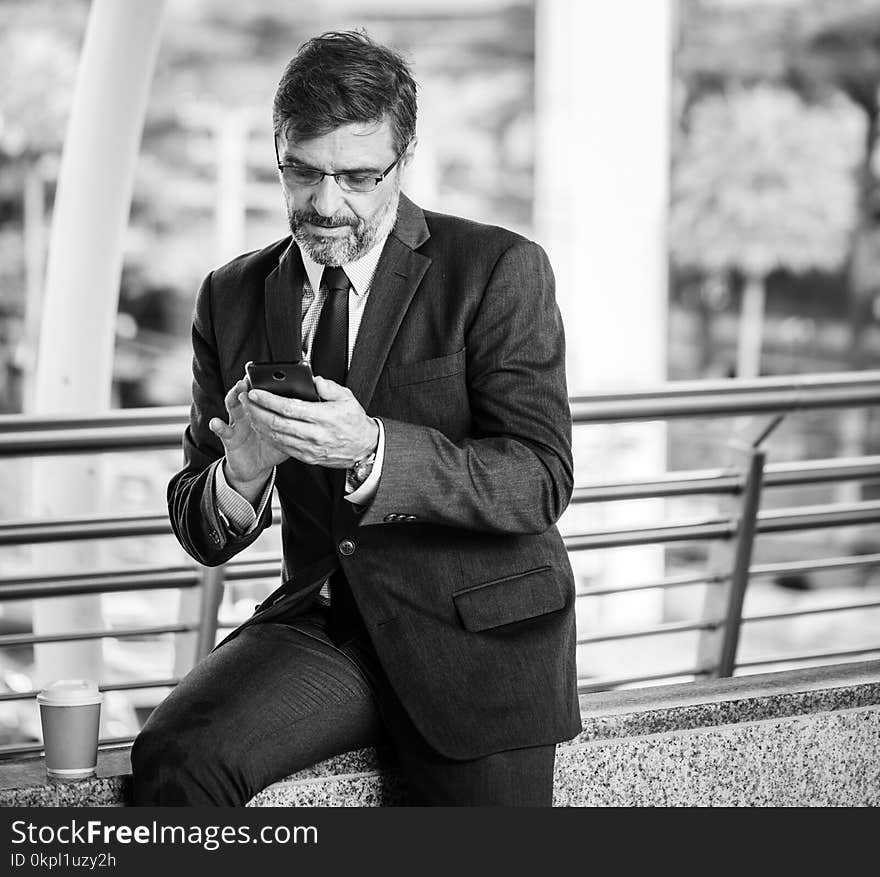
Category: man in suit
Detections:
[{"x1": 131, "y1": 30, "x2": 580, "y2": 806}]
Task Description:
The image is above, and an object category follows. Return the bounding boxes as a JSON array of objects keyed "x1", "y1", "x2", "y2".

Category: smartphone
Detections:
[{"x1": 244, "y1": 360, "x2": 320, "y2": 402}]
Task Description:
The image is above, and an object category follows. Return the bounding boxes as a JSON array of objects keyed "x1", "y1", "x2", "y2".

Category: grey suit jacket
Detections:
[{"x1": 168, "y1": 193, "x2": 582, "y2": 759}]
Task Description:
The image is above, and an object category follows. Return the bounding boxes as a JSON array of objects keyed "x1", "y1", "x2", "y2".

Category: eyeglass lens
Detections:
[{"x1": 281, "y1": 169, "x2": 379, "y2": 192}]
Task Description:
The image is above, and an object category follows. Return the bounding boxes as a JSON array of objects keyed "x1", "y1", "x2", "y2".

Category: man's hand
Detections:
[
  {"x1": 209, "y1": 378, "x2": 289, "y2": 499},
  {"x1": 243, "y1": 376, "x2": 379, "y2": 468}
]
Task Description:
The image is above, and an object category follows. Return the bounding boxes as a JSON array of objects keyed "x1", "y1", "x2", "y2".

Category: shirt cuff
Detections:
[
  {"x1": 345, "y1": 418, "x2": 385, "y2": 506},
  {"x1": 214, "y1": 460, "x2": 275, "y2": 536}
]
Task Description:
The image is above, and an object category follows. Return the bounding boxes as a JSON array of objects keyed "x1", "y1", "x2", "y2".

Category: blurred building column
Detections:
[
  {"x1": 31, "y1": 0, "x2": 166, "y2": 692},
  {"x1": 215, "y1": 108, "x2": 249, "y2": 265},
  {"x1": 534, "y1": 0, "x2": 673, "y2": 674},
  {"x1": 21, "y1": 155, "x2": 48, "y2": 410}
]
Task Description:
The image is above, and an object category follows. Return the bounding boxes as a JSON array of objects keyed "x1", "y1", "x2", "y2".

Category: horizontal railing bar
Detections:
[
  {"x1": 756, "y1": 500, "x2": 880, "y2": 533},
  {"x1": 0, "y1": 514, "x2": 173, "y2": 545},
  {"x1": 0, "y1": 624, "x2": 197, "y2": 647},
  {"x1": 0, "y1": 510, "x2": 283, "y2": 546},
  {"x1": 566, "y1": 502, "x2": 880, "y2": 552},
  {"x1": 0, "y1": 678, "x2": 180, "y2": 703},
  {"x1": 571, "y1": 473, "x2": 741, "y2": 503},
  {"x1": 571, "y1": 387, "x2": 880, "y2": 422},
  {"x1": 0, "y1": 373, "x2": 875, "y2": 458},
  {"x1": 749, "y1": 554, "x2": 880, "y2": 578},
  {"x1": 565, "y1": 518, "x2": 734, "y2": 550},
  {"x1": 742, "y1": 600, "x2": 880, "y2": 624},
  {"x1": 576, "y1": 618, "x2": 721, "y2": 644},
  {"x1": 5, "y1": 501, "x2": 874, "y2": 563},
  {"x1": 0, "y1": 406, "x2": 190, "y2": 432},
  {"x1": 98, "y1": 678, "x2": 179, "y2": 692},
  {"x1": 1, "y1": 375, "x2": 876, "y2": 433},
  {"x1": 577, "y1": 666, "x2": 709, "y2": 693},
  {"x1": 0, "y1": 555, "x2": 283, "y2": 602},
  {"x1": 571, "y1": 456, "x2": 880, "y2": 504},
  {"x1": 0, "y1": 425, "x2": 184, "y2": 456},
  {"x1": 0, "y1": 735, "x2": 137, "y2": 761},
  {"x1": 577, "y1": 370, "x2": 880, "y2": 401},
  {"x1": 568, "y1": 501, "x2": 880, "y2": 552},
  {"x1": 735, "y1": 646, "x2": 880, "y2": 668},
  {"x1": 0, "y1": 511, "x2": 729, "y2": 552},
  {"x1": 0, "y1": 567, "x2": 201, "y2": 600},
  {"x1": 569, "y1": 370, "x2": 880, "y2": 423},
  {"x1": 0, "y1": 742, "x2": 53, "y2": 759},
  {"x1": 578, "y1": 571, "x2": 726, "y2": 598},
  {"x1": 763, "y1": 456, "x2": 880, "y2": 487}
]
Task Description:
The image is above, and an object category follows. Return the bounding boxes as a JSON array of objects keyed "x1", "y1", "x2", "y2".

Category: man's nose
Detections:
[{"x1": 310, "y1": 174, "x2": 345, "y2": 216}]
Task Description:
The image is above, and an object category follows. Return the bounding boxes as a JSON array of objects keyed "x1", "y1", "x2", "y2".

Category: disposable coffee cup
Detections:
[{"x1": 36, "y1": 679, "x2": 102, "y2": 780}]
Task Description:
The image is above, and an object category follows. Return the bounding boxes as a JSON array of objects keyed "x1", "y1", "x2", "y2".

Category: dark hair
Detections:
[{"x1": 273, "y1": 30, "x2": 418, "y2": 154}]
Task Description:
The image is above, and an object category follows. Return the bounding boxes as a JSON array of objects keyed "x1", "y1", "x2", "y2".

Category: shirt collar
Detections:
[{"x1": 298, "y1": 232, "x2": 389, "y2": 298}]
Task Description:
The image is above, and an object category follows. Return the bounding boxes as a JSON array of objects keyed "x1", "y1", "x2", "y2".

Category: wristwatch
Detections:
[{"x1": 348, "y1": 451, "x2": 376, "y2": 489}]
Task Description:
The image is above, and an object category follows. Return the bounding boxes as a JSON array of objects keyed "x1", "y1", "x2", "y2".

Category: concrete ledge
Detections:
[
  {"x1": 2, "y1": 660, "x2": 878, "y2": 806},
  {"x1": 0, "y1": 748, "x2": 132, "y2": 807}
]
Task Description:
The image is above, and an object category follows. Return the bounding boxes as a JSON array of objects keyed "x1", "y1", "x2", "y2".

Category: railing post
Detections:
[
  {"x1": 697, "y1": 445, "x2": 765, "y2": 677},
  {"x1": 716, "y1": 448, "x2": 766, "y2": 676},
  {"x1": 172, "y1": 564, "x2": 225, "y2": 678},
  {"x1": 195, "y1": 565, "x2": 226, "y2": 661}
]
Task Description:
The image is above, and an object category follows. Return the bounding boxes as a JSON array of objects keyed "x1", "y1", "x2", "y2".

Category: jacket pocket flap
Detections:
[
  {"x1": 452, "y1": 565, "x2": 563, "y2": 632},
  {"x1": 386, "y1": 347, "x2": 466, "y2": 387}
]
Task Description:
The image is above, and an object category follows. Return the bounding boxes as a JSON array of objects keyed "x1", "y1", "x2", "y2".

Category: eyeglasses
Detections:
[{"x1": 275, "y1": 139, "x2": 409, "y2": 193}]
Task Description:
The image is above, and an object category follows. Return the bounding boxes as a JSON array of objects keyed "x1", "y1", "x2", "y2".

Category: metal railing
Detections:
[
  {"x1": 567, "y1": 371, "x2": 880, "y2": 691},
  {"x1": 0, "y1": 369, "x2": 878, "y2": 757}
]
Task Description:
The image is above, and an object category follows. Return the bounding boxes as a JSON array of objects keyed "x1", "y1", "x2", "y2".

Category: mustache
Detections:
[{"x1": 292, "y1": 210, "x2": 357, "y2": 229}]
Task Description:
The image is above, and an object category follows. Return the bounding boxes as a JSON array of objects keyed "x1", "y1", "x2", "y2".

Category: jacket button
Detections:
[
  {"x1": 339, "y1": 539, "x2": 356, "y2": 556},
  {"x1": 210, "y1": 530, "x2": 221, "y2": 545},
  {"x1": 383, "y1": 514, "x2": 397, "y2": 523},
  {"x1": 405, "y1": 515, "x2": 417, "y2": 522}
]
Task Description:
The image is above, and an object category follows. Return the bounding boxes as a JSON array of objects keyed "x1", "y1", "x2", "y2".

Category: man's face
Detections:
[{"x1": 277, "y1": 118, "x2": 410, "y2": 265}]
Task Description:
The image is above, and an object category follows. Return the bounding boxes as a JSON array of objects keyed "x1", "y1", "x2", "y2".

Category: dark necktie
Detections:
[
  {"x1": 311, "y1": 266, "x2": 349, "y2": 385},
  {"x1": 310, "y1": 266, "x2": 362, "y2": 643}
]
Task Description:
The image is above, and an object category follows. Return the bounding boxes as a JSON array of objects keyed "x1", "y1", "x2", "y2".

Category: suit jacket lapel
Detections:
[
  {"x1": 263, "y1": 239, "x2": 304, "y2": 362},
  {"x1": 347, "y1": 194, "x2": 432, "y2": 411}
]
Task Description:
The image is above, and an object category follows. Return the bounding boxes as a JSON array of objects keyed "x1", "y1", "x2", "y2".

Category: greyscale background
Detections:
[{"x1": 0, "y1": 0, "x2": 877, "y2": 754}]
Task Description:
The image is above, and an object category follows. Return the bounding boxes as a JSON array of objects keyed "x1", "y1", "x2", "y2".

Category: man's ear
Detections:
[{"x1": 400, "y1": 136, "x2": 418, "y2": 171}]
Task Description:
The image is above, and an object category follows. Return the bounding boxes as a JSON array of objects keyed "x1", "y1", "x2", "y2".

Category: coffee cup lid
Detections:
[{"x1": 36, "y1": 679, "x2": 103, "y2": 706}]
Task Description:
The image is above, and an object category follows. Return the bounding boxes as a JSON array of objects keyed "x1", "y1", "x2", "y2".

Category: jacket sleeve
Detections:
[
  {"x1": 167, "y1": 271, "x2": 272, "y2": 565},
  {"x1": 359, "y1": 240, "x2": 574, "y2": 535}
]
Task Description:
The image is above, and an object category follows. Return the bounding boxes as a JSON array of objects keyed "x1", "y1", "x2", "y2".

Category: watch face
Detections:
[{"x1": 354, "y1": 452, "x2": 376, "y2": 484}]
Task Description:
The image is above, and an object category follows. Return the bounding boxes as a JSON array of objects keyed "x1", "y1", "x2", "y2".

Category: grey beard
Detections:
[{"x1": 290, "y1": 185, "x2": 400, "y2": 266}]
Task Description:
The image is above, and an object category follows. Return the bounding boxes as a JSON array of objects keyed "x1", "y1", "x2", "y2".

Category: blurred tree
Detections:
[
  {"x1": 0, "y1": 16, "x2": 80, "y2": 408},
  {"x1": 785, "y1": 4, "x2": 880, "y2": 507},
  {"x1": 0, "y1": 25, "x2": 78, "y2": 156},
  {"x1": 788, "y1": 3, "x2": 880, "y2": 370},
  {"x1": 0, "y1": 0, "x2": 537, "y2": 410},
  {"x1": 669, "y1": 84, "x2": 863, "y2": 377}
]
